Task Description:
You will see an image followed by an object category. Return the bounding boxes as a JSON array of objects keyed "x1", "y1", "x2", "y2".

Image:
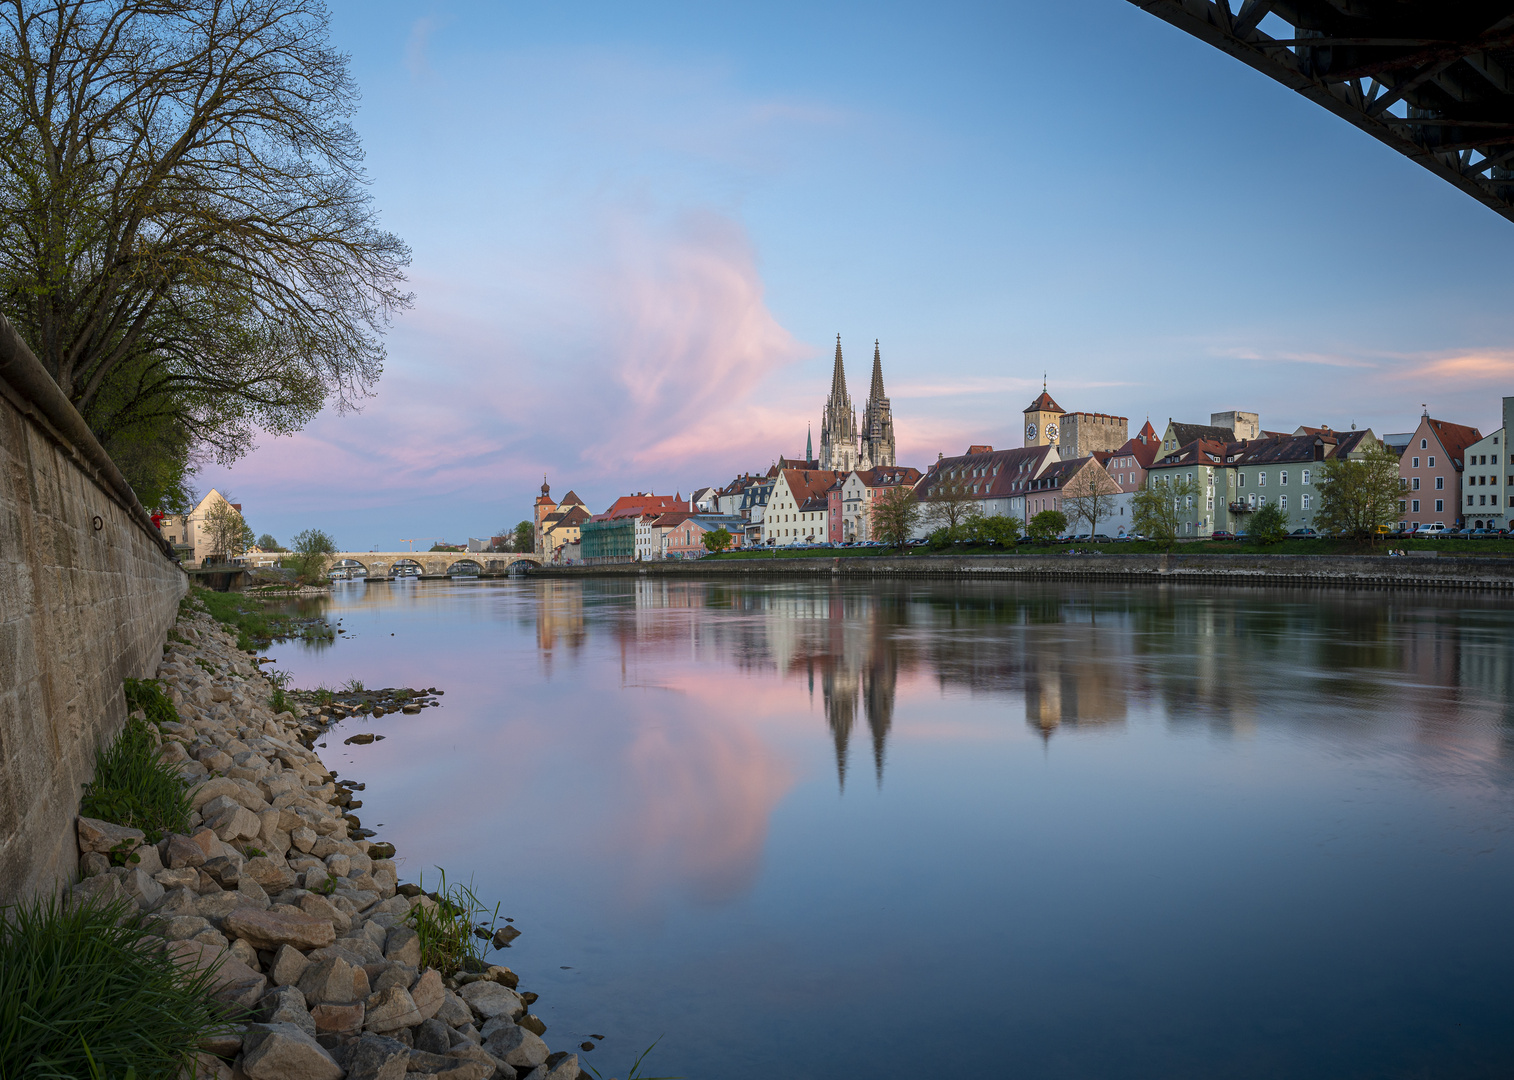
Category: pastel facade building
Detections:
[{"x1": 1398, "y1": 414, "x2": 1481, "y2": 531}]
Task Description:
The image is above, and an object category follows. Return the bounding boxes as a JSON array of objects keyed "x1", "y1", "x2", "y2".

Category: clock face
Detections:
[
  {"x1": 1047, "y1": 423, "x2": 1060, "y2": 441},
  {"x1": 1026, "y1": 422, "x2": 1037, "y2": 440}
]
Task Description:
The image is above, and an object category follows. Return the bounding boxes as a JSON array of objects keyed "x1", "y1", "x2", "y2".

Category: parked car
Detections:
[
  {"x1": 1412, "y1": 523, "x2": 1449, "y2": 536},
  {"x1": 1472, "y1": 528, "x2": 1504, "y2": 538},
  {"x1": 1092, "y1": 533, "x2": 1113, "y2": 542},
  {"x1": 1290, "y1": 528, "x2": 1319, "y2": 538},
  {"x1": 1210, "y1": 530, "x2": 1236, "y2": 540}
]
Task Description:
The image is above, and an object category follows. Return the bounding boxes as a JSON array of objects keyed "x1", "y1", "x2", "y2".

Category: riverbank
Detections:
[
  {"x1": 537, "y1": 551, "x2": 1514, "y2": 591},
  {"x1": 67, "y1": 596, "x2": 584, "y2": 1079}
]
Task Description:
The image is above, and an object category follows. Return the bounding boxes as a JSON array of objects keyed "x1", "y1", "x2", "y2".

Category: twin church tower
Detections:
[{"x1": 817, "y1": 335, "x2": 896, "y2": 472}]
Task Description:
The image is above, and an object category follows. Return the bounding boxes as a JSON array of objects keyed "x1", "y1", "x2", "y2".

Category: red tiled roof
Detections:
[
  {"x1": 1025, "y1": 391, "x2": 1063, "y2": 414},
  {"x1": 1426, "y1": 418, "x2": 1483, "y2": 465},
  {"x1": 916, "y1": 445, "x2": 1057, "y2": 500},
  {"x1": 597, "y1": 493, "x2": 687, "y2": 521}
]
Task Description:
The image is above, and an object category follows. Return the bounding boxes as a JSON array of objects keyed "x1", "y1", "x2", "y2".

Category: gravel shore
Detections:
[{"x1": 70, "y1": 602, "x2": 583, "y2": 1080}]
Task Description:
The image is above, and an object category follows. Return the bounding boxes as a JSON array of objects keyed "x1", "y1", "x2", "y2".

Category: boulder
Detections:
[
  {"x1": 169, "y1": 939, "x2": 268, "y2": 1008},
  {"x1": 310, "y1": 1000, "x2": 365, "y2": 1034},
  {"x1": 201, "y1": 856, "x2": 240, "y2": 888},
  {"x1": 460, "y1": 980, "x2": 524, "y2": 1021},
  {"x1": 243, "y1": 856, "x2": 297, "y2": 892},
  {"x1": 298, "y1": 892, "x2": 350, "y2": 933},
  {"x1": 522, "y1": 1054, "x2": 580, "y2": 1080},
  {"x1": 154, "y1": 866, "x2": 201, "y2": 891},
  {"x1": 411, "y1": 968, "x2": 445, "y2": 1021},
  {"x1": 208, "y1": 804, "x2": 262, "y2": 842},
  {"x1": 224, "y1": 907, "x2": 337, "y2": 951},
  {"x1": 155, "y1": 887, "x2": 199, "y2": 918},
  {"x1": 240, "y1": 1021, "x2": 343, "y2": 1080},
  {"x1": 121, "y1": 866, "x2": 164, "y2": 910},
  {"x1": 191, "y1": 775, "x2": 270, "y2": 813},
  {"x1": 343, "y1": 1033, "x2": 410, "y2": 1080},
  {"x1": 256, "y1": 986, "x2": 315, "y2": 1037},
  {"x1": 79, "y1": 851, "x2": 110, "y2": 877},
  {"x1": 290, "y1": 827, "x2": 317, "y2": 853},
  {"x1": 364, "y1": 985, "x2": 423, "y2": 1033},
  {"x1": 68, "y1": 872, "x2": 126, "y2": 907},
  {"x1": 517, "y1": 1014, "x2": 546, "y2": 1037},
  {"x1": 165, "y1": 833, "x2": 208, "y2": 869},
  {"x1": 434, "y1": 989, "x2": 472, "y2": 1028},
  {"x1": 157, "y1": 915, "x2": 215, "y2": 941},
  {"x1": 269, "y1": 943, "x2": 310, "y2": 987},
  {"x1": 76, "y1": 816, "x2": 145, "y2": 854},
  {"x1": 372, "y1": 963, "x2": 417, "y2": 993},
  {"x1": 382, "y1": 925, "x2": 421, "y2": 967},
  {"x1": 298, "y1": 955, "x2": 368, "y2": 1005},
  {"x1": 414, "y1": 1017, "x2": 453, "y2": 1055},
  {"x1": 483, "y1": 1023, "x2": 549, "y2": 1070}
]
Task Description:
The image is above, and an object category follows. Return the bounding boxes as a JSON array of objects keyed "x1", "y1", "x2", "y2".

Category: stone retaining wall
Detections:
[
  {"x1": 0, "y1": 316, "x2": 187, "y2": 902},
  {"x1": 535, "y1": 551, "x2": 1514, "y2": 591}
]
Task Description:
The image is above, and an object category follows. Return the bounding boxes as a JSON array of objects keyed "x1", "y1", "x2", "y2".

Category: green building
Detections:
[{"x1": 578, "y1": 519, "x2": 635, "y2": 563}]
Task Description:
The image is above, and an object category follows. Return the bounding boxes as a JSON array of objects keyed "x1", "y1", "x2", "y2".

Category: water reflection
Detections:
[{"x1": 562, "y1": 580, "x2": 1514, "y2": 787}]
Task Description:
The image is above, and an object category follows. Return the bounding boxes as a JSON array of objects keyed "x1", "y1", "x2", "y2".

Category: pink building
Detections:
[
  {"x1": 1400, "y1": 414, "x2": 1481, "y2": 530},
  {"x1": 664, "y1": 515, "x2": 747, "y2": 558}
]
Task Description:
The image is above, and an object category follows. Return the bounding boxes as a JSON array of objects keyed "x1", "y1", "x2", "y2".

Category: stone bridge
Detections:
[{"x1": 324, "y1": 551, "x2": 543, "y2": 579}]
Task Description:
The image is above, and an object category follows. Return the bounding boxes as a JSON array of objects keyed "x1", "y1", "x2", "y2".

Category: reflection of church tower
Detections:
[
  {"x1": 862, "y1": 654, "x2": 896, "y2": 787},
  {"x1": 858, "y1": 341, "x2": 896, "y2": 470},
  {"x1": 822, "y1": 666, "x2": 858, "y2": 790},
  {"x1": 820, "y1": 335, "x2": 859, "y2": 472}
]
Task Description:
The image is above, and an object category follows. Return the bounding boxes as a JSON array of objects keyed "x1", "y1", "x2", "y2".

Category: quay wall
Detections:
[
  {"x1": 535, "y1": 551, "x2": 1514, "y2": 591},
  {"x1": 0, "y1": 316, "x2": 186, "y2": 903}
]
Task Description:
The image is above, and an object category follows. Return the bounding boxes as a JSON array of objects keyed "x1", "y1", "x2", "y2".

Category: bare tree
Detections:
[
  {"x1": 1061, "y1": 463, "x2": 1121, "y2": 537},
  {"x1": 0, "y1": 0, "x2": 412, "y2": 471},
  {"x1": 202, "y1": 496, "x2": 250, "y2": 564},
  {"x1": 919, "y1": 471, "x2": 979, "y2": 534}
]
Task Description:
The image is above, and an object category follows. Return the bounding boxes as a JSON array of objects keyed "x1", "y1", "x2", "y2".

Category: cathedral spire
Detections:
[
  {"x1": 870, "y1": 340, "x2": 885, "y2": 401},
  {"x1": 831, "y1": 334, "x2": 848, "y2": 402},
  {"x1": 806, "y1": 423, "x2": 813, "y2": 462}
]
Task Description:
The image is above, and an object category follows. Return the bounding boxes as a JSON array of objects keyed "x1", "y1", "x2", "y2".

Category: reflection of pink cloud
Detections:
[{"x1": 615, "y1": 706, "x2": 796, "y2": 905}]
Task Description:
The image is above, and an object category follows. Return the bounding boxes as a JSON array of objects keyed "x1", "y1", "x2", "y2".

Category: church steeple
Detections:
[
  {"x1": 820, "y1": 334, "x2": 859, "y2": 472},
  {"x1": 858, "y1": 340, "x2": 896, "y2": 470},
  {"x1": 806, "y1": 424, "x2": 813, "y2": 462}
]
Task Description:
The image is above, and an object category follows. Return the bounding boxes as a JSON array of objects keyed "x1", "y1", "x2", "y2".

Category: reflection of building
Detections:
[{"x1": 1023, "y1": 650, "x2": 1128, "y2": 740}]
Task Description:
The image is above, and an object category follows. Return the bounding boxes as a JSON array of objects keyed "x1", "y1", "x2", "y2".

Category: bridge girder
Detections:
[{"x1": 1129, "y1": 1, "x2": 1514, "y2": 224}]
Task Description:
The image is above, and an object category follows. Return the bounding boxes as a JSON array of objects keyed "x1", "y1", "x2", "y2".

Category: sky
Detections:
[{"x1": 197, "y1": 0, "x2": 1514, "y2": 551}]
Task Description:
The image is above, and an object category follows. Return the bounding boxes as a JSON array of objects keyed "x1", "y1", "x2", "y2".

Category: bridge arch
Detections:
[{"x1": 322, "y1": 550, "x2": 545, "y2": 578}]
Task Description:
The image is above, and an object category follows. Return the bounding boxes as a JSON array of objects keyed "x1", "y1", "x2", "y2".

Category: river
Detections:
[{"x1": 271, "y1": 576, "x2": 1514, "y2": 1079}]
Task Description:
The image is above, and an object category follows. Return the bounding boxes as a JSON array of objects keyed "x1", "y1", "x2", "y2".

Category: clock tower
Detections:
[{"x1": 1023, "y1": 385, "x2": 1064, "y2": 448}]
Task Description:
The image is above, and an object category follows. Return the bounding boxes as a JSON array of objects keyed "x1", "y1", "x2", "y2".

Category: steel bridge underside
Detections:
[{"x1": 1129, "y1": 2, "x2": 1514, "y2": 223}]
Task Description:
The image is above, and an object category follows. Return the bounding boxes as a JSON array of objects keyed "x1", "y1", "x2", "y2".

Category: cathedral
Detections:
[{"x1": 819, "y1": 335, "x2": 896, "y2": 472}]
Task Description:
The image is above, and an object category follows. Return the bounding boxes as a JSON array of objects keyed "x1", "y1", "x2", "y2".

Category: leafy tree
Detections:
[
  {"x1": 871, "y1": 485, "x2": 922, "y2": 550},
  {"x1": 1027, "y1": 509, "x2": 1068, "y2": 543},
  {"x1": 1314, "y1": 444, "x2": 1402, "y2": 542},
  {"x1": 0, "y1": 0, "x2": 411, "y2": 482},
  {"x1": 256, "y1": 534, "x2": 284, "y2": 553},
  {"x1": 702, "y1": 527, "x2": 733, "y2": 554},
  {"x1": 286, "y1": 528, "x2": 336, "y2": 584},
  {"x1": 1246, "y1": 502, "x2": 1289, "y2": 545},
  {"x1": 968, "y1": 514, "x2": 1023, "y2": 546},
  {"x1": 513, "y1": 521, "x2": 535, "y2": 553},
  {"x1": 1061, "y1": 464, "x2": 1121, "y2": 537},
  {"x1": 201, "y1": 498, "x2": 251, "y2": 564},
  {"x1": 1131, "y1": 476, "x2": 1199, "y2": 551}
]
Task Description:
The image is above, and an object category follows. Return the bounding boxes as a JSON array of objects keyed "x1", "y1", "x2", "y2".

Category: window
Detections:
[
  {"x1": 1412, "y1": 457, "x2": 1420, "y2": 468},
  {"x1": 1280, "y1": 494, "x2": 1288, "y2": 511},
  {"x1": 1302, "y1": 469, "x2": 1310, "y2": 484},
  {"x1": 1302, "y1": 494, "x2": 1312, "y2": 510},
  {"x1": 1412, "y1": 478, "x2": 1420, "y2": 490},
  {"x1": 1259, "y1": 472, "x2": 1267, "y2": 487},
  {"x1": 1412, "y1": 499, "x2": 1420, "y2": 512},
  {"x1": 1435, "y1": 476, "x2": 1444, "y2": 490},
  {"x1": 1469, "y1": 495, "x2": 1475, "y2": 506},
  {"x1": 1238, "y1": 473, "x2": 1246, "y2": 488},
  {"x1": 1280, "y1": 471, "x2": 1289, "y2": 485},
  {"x1": 1436, "y1": 500, "x2": 1444, "y2": 512},
  {"x1": 1421, "y1": 439, "x2": 1427, "y2": 449},
  {"x1": 1429, "y1": 456, "x2": 1436, "y2": 467},
  {"x1": 1480, "y1": 495, "x2": 1487, "y2": 506}
]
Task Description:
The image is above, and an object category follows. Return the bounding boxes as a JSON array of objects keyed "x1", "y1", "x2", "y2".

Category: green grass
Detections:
[
  {"x1": 340, "y1": 678, "x2": 366, "y2": 693},
  {"x1": 405, "y1": 869, "x2": 501, "y2": 974},
  {"x1": 586, "y1": 1037, "x2": 681, "y2": 1080},
  {"x1": 0, "y1": 894, "x2": 227, "y2": 1080},
  {"x1": 79, "y1": 682, "x2": 191, "y2": 843},
  {"x1": 269, "y1": 688, "x2": 291, "y2": 716},
  {"x1": 191, "y1": 586, "x2": 334, "y2": 651}
]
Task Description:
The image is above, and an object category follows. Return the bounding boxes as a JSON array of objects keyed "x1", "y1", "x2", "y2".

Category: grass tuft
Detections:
[
  {"x1": 0, "y1": 894, "x2": 226, "y2": 1079},
  {"x1": 340, "y1": 678, "x2": 365, "y2": 693},
  {"x1": 586, "y1": 1037, "x2": 682, "y2": 1080},
  {"x1": 405, "y1": 868, "x2": 501, "y2": 974},
  {"x1": 80, "y1": 683, "x2": 191, "y2": 843}
]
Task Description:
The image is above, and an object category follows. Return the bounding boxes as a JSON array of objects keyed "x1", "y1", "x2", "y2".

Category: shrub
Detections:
[
  {"x1": 80, "y1": 684, "x2": 191, "y2": 843},
  {"x1": 1246, "y1": 502, "x2": 1290, "y2": 545},
  {"x1": 1027, "y1": 509, "x2": 1067, "y2": 543},
  {"x1": 405, "y1": 869, "x2": 501, "y2": 974},
  {"x1": 0, "y1": 894, "x2": 225, "y2": 1079}
]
